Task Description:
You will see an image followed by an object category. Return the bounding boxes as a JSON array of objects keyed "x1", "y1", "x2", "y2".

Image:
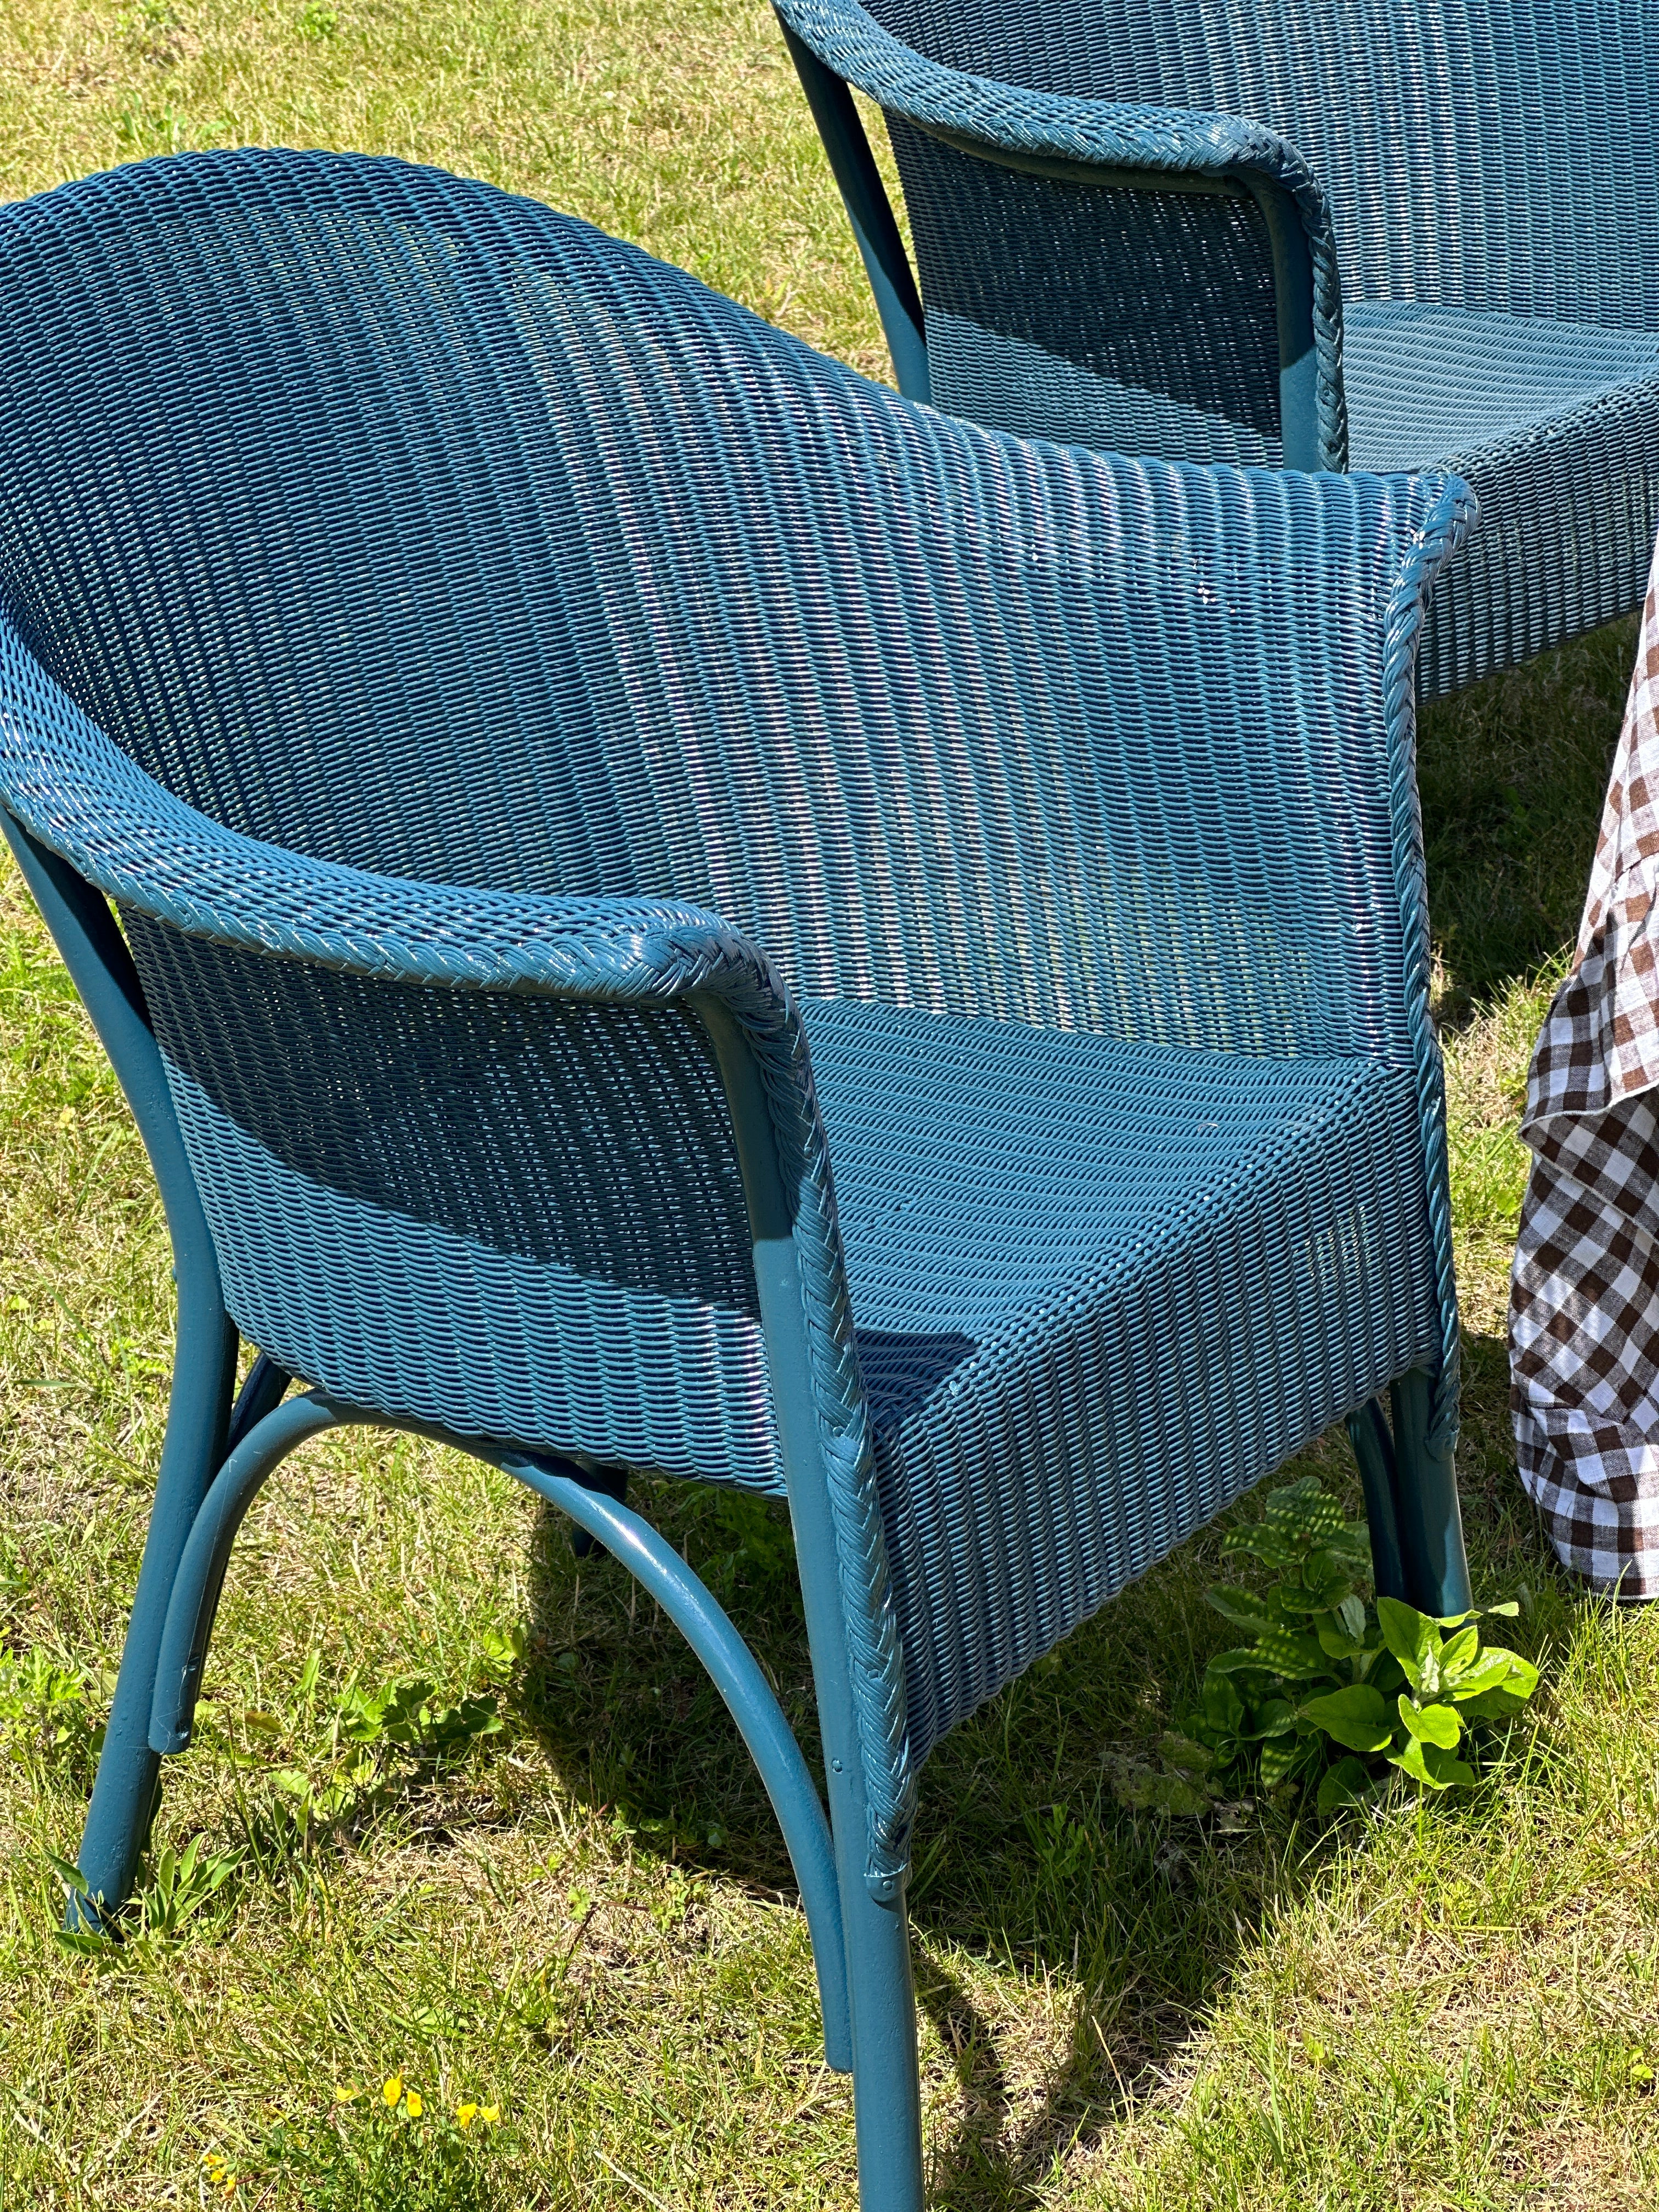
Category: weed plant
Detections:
[{"x1": 0, "y1": 1, "x2": 1656, "y2": 2203}]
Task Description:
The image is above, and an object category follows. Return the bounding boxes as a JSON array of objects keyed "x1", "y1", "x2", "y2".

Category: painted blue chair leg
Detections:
[
  {"x1": 499, "y1": 1448, "x2": 854, "y2": 2075},
  {"x1": 1346, "y1": 1397, "x2": 1407, "y2": 1602},
  {"x1": 149, "y1": 1392, "x2": 349, "y2": 1752},
  {"x1": 0, "y1": 815, "x2": 244, "y2": 1927},
  {"x1": 839, "y1": 1867, "x2": 925, "y2": 2212},
  {"x1": 1390, "y1": 1367, "x2": 1473, "y2": 1617},
  {"x1": 144, "y1": 1401, "x2": 856, "y2": 2078},
  {"x1": 225, "y1": 1351, "x2": 292, "y2": 1452},
  {"x1": 73, "y1": 1293, "x2": 238, "y2": 1925}
]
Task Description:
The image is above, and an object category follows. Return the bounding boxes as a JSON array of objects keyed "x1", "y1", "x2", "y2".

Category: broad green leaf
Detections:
[
  {"x1": 1259, "y1": 1734, "x2": 1304, "y2": 1784},
  {"x1": 1337, "y1": 1595, "x2": 1368, "y2": 1641},
  {"x1": 1316, "y1": 1756, "x2": 1373, "y2": 1814},
  {"x1": 1299, "y1": 1684, "x2": 1394, "y2": 1753},
  {"x1": 1206, "y1": 1646, "x2": 1281, "y2": 1678},
  {"x1": 1303, "y1": 1546, "x2": 1355, "y2": 1597},
  {"x1": 1243, "y1": 1698, "x2": 1297, "y2": 1740},
  {"x1": 1277, "y1": 1585, "x2": 1330, "y2": 1615},
  {"x1": 1204, "y1": 1587, "x2": 1276, "y2": 1630},
  {"x1": 1316, "y1": 1615, "x2": 1365, "y2": 1659},
  {"x1": 1443, "y1": 1650, "x2": 1511, "y2": 1700},
  {"x1": 1377, "y1": 1596, "x2": 1438, "y2": 1692},
  {"x1": 1388, "y1": 1735, "x2": 1475, "y2": 1790},
  {"x1": 1484, "y1": 1600, "x2": 1521, "y2": 1618},
  {"x1": 1437, "y1": 1624, "x2": 1480, "y2": 1681},
  {"x1": 1448, "y1": 1646, "x2": 1539, "y2": 1704},
  {"x1": 1221, "y1": 1527, "x2": 1299, "y2": 1571},
  {"x1": 1249, "y1": 1627, "x2": 1328, "y2": 1679},
  {"x1": 1263, "y1": 1481, "x2": 1345, "y2": 1539},
  {"x1": 1201, "y1": 1673, "x2": 1246, "y2": 1734},
  {"x1": 1397, "y1": 1696, "x2": 1461, "y2": 1747},
  {"x1": 1455, "y1": 1685, "x2": 1531, "y2": 1722},
  {"x1": 1355, "y1": 1650, "x2": 1407, "y2": 1698},
  {"x1": 1486, "y1": 1647, "x2": 1540, "y2": 1699}
]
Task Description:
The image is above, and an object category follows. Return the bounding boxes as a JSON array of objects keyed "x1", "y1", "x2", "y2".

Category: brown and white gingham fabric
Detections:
[{"x1": 1511, "y1": 536, "x2": 1659, "y2": 1596}]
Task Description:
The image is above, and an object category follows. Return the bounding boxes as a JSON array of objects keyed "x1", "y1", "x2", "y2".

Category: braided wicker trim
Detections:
[
  {"x1": 1375, "y1": 476, "x2": 1479, "y2": 1451},
  {"x1": 772, "y1": 0, "x2": 1350, "y2": 468}
]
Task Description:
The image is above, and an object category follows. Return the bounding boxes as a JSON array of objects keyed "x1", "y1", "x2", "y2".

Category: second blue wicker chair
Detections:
[
  {"x1": 776, "y1": 0, "x2": 1659, "y2": 696},
  {"x1": 0, "y1": 150, "x2": 1470, "y2": 2210}
]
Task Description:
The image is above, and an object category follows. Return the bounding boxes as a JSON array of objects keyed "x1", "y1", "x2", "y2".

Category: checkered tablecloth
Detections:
[{"x1": 1510, "y1": 539, "x2": 1659, "y2": 1596}]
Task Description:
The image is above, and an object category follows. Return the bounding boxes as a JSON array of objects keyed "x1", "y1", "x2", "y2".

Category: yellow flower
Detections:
[
  {"x1": 404, "y1": 2092, "x2": 423, "y2": 2119},
  {"x1": 222, "y1": 2175, "x2": 238, "y2": 2197},
  {"x1": 455, "y1": 2103, "x2": 478, "y2": 2129},
  {"x1": 381, "y1": 2075, "x2": 403, "y2": 2107},
  {"x1": 333, "y1": 2085, "x2": 357, "y2": 2103},
  {"x1": 479, "y1": 2106, "x2": 500, "y2": 2125}
]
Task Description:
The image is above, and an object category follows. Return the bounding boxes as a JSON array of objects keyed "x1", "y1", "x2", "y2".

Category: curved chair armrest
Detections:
[
  {"x1": 775, "y1": 0, "x2": 1348, "y2": 467},
  {"x1": 0, "y1": 616, "x2": 916, "y2": 1891},
  {"x1": 0, "y1": 637, "x2": 786, "y2": 1019}
]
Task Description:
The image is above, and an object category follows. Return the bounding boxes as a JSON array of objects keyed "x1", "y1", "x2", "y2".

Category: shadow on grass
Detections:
[
  {"x1": 498, "y1": 622, "x2": 1634, "y2": 2203},
  {"x1": 1419, "y1": 613, "x2": 1632, "y2": 1018}
]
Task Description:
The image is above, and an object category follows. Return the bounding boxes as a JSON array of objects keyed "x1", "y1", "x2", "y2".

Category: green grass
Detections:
[{"x1": 1, "y1": 3, "x2": 1657, "y2": 2203}]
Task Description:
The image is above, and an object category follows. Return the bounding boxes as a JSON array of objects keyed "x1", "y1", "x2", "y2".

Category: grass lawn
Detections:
[{"x1": 2, "y1": 1, "x2": 1659, "y2": 2204}]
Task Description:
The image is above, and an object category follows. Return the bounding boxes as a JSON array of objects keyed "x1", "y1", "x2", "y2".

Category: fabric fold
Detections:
[{"x1": 1511, "y1": 537, "x2": 1659, "y2": 1593}]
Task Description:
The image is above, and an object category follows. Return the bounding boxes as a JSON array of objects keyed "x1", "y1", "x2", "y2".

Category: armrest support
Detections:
[
  {"x1": 0, "y1": 616, "x2": 917, "y2": 1888},
  {"x1": 776, "y1": 0, "x2": 1347, "y2": 466}
]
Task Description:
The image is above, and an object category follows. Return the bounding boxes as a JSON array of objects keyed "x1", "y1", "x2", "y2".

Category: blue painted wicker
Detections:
[
  {"x1": 0, "y1": 150, "x2": 1470, "y2": 2210},
  {"x1": 776, "y1": 0, "x2": 1659, "y2": 695}
]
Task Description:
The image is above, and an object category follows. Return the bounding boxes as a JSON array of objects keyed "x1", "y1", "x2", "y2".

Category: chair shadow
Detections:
[
  {"x1": 495, "y1": 622, "x2": 1629, "y2": 2202},
  {"x1": 500, "y1": 1286, "x2": 1586, "y2": 2208},
  {"x1": 499, "y1": 1444, "x2": 1336, "y2": 2202}
]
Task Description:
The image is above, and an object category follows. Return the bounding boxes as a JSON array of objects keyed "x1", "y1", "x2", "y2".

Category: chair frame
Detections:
[
  {"x1": 3, "y1": 811, "x2": 936, "y2": 2201},
  {"x1": 5, "y1": 787, "x2": 1470, "y2": 2211},
  {"x1": 776, "y1": 12, "x2": 1330, "y2": 470},
  {"x1": 0, "y1": 142, "x2": 1480, "y2": 2209}
]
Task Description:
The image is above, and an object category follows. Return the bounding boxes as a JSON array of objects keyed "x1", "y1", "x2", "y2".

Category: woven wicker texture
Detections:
[
  {"x1": 781, "y1": 0, "x2": 1659, "y2": 692},
  {"x1": 0, "y1": 150, "x2": 1468, "y2": 1809}
]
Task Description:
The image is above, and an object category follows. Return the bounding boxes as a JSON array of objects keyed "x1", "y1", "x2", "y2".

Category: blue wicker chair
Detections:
[
  {"x1": 776, "y1": 0, "x2": 1659, "y2": 697},
  {"x1": 0, "y1": 150, "x2": 1470, "y2": 2210}
]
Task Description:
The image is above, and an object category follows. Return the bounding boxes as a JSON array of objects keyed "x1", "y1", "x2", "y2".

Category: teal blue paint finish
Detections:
[
  {"x1": 1391, "y1": 1367, "x2": 1474, "y2": 1618},
  {"x1": 225, "y1": 1351, "x2": 292, "y2": 1452},
  {"x1": 144, "y1": 1384, "x2": 855, "y2": 2074},
  {"x1": 148, "y1": 1392, "x2": 348, "y2": 1754},
  {"x1": 777, "y1": 0, "x2": 1659, "y2": 690},
  {"x1": 0, "y1": 814, "x2": 240, "y2": 1926},
  {"x1": 0, "y1": 150, "x2": 1476, "y2": 2205},
  {"x1": 496, "y1": 1449, "x2": 856, "y2": 2078},
  {"x1": 1346, "y1": 1399, "x2": 1408, "y2": 1605},
  {"x1": 780, "y1": 15, "x2": 930, "y2": 402}
]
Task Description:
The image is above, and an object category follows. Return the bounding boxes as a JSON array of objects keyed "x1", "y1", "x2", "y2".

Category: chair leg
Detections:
[
  {"x1": 842, "y1": 1872, "x2": 925, "y2": 2212},
  {"x1": 1390, "y1": 1367, "x2": 1473, "y2": 1617},
  {"x1": 1346, "y1": 1398, "x2": 1407, "y2": 1602},
  {"x1": 72, "y1": 1299, "x2": 238, "y2": 1926}
]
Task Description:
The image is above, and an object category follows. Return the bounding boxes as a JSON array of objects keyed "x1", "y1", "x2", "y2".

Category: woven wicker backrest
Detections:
[
  {"x1": 864, "y1": 0, "x2": 1659, "y2": 326},
  {"x1": 0, "y1": 150, "x2": 1443, "y2": 1474}
]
